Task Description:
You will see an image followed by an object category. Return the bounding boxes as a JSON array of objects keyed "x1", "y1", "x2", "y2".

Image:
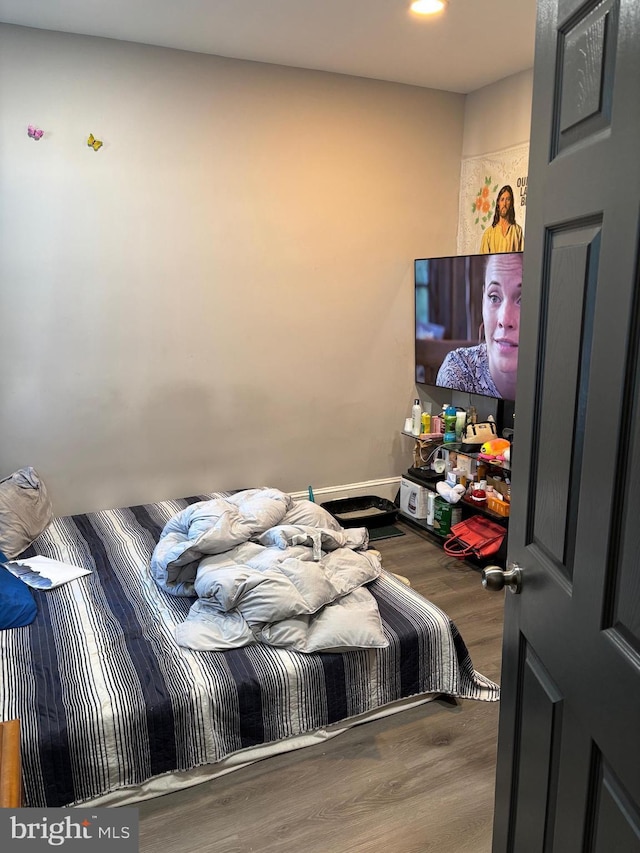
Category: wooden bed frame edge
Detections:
[{"x1": 0, "y1": 719, "x2": 22, "y2": 808}]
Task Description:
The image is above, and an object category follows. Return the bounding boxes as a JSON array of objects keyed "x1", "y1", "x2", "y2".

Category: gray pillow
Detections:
[{"x1": 0, "y1": 467, "x2": 53, "y2": 559}]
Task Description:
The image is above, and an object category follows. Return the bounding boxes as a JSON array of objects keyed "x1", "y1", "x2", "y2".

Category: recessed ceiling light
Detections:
[{"x1": 410, "y1": 0, "x2": 448, "y2": 15}]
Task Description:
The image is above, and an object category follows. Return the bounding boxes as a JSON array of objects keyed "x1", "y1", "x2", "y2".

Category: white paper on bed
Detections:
[{"x1": 10, "y1": 554, "x2": 91, "y2": 588}]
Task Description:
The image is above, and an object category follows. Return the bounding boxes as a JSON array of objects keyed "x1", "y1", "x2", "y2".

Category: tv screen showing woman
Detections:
[{"x1": 414, "y1": 251, "x2": 523, "y2": 401}]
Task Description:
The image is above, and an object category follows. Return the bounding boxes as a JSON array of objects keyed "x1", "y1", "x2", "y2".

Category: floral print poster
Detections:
[{"x1": 456, "y1": 143, "x2": 529, "y2": 254}]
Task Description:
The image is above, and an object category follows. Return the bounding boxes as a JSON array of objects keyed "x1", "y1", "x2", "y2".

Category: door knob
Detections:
[{"x1": 481, "y1": 563, "x2": 522, "y2": 594}]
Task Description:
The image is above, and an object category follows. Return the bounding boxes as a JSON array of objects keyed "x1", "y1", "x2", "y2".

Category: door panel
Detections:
[
  {"x1": 593, "y1": 765, "x2": 640, "y2": 852},
  {"x1": 492, "y1": 1, "x2": 640, "y2": 850},
  {"x1": 531, "y1": 223, "x2": 601, "y2": 577},
  {"x1": 612, "y1": 277, "x2": 640, "y2": 647},
  {"x1": 511, "y1": 647, "x2": 564, "y2": 852},
  {"x1": 555, "y1": 0, "x2": 618, "y2": 155}
]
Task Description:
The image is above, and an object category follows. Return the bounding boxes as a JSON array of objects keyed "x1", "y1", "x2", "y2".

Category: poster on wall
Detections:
[{"x1": 456, "y1": 143, "x2": 529, "y2": 255}]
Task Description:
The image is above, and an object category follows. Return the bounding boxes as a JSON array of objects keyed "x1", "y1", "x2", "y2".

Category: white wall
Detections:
[
  {"x1": 462, "y1": 69, "x2": 533, "y2": 158},
  {"x1": 0, "y1": 24, "x2": 466, "y2": 515}
]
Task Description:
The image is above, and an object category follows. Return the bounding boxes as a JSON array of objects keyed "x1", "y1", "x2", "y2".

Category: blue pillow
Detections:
[{"x1": 0, "y1": 551, "x2": 37, "y2": 629}]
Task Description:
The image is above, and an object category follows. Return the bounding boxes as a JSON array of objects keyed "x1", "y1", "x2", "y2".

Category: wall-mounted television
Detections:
[{"x1": 414, "y1": 251, "x2": 523, "y2": 402}]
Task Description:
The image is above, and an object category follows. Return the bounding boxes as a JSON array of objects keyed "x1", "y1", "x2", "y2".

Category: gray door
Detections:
[{"x1": 491, "y1": 0, "x2": 640, "y2": 850}]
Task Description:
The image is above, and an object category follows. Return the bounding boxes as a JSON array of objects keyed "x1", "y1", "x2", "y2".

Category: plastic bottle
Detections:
[
  {"x1": 411, "y1": 399, "x2": 422, "y2": 436},
  {"x1": 421, "y1": 412, "x2": 431, "y2": 434},
  {"x1": 444, "y1": 403, "x2": 457, "y2": 442}
]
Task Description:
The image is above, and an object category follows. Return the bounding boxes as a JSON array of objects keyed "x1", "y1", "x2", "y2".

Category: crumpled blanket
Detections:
[{"x1": 150, "y1": 488, "x2": 389, "y2": 654}]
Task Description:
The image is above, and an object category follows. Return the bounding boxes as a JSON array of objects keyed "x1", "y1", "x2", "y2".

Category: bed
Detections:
[{"x1": 0, "y1": 490, "x2": 499, "y2": 808}]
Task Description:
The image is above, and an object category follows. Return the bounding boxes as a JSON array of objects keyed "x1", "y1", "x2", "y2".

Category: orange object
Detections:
[
  {"x1": 487, "y1": 496, "x2": 510, "y2": 517},
  {"x1": 480, "y1": 437, "x2": 511, "y2": 456}
]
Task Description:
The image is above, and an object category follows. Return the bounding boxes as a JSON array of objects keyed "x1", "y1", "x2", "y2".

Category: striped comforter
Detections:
[{"x1": 0, "y1": 493, "x2": 499, "y2": 808}]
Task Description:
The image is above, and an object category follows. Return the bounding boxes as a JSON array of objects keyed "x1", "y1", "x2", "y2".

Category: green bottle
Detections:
[{"x1": 444, "y1": 404, "x2": 457, "y2": 442}]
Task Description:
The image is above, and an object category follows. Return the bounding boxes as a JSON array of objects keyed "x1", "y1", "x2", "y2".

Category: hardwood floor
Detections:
[{"x1": 137, "y1": 521, "x2": 505, "y2": 853}]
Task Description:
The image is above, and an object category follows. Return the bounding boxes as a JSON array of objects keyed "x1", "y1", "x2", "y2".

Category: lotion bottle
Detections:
[{"x1": 411, "y1": 399, "x2": 422, "y2": 436}]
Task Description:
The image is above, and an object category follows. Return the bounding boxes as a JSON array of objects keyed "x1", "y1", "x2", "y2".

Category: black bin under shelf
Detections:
[{"x1": 321, "y1": 495, "x2": 398, "y2": 529}]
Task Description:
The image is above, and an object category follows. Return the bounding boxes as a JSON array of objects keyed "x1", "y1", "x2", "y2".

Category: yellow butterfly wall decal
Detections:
[{"x1": 87, "y1": 133, "x2": 103, "y2": 151}]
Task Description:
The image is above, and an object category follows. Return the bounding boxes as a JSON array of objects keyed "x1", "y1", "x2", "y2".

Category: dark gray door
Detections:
[{"x1": 491, "y1": 0, "x2": 640, "y2": 850}]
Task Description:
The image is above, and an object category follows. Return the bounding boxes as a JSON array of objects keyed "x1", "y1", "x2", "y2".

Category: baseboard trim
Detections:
[{"x1": 290, "y1": 477, "x2": 401, "y2": 505}]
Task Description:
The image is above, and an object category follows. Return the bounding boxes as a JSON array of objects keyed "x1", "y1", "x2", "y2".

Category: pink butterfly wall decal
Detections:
[{"x1": 27, "y1": 125, "x2": 44, "y2": 140}]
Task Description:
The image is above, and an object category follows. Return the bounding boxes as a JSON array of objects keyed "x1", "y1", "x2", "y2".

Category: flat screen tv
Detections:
[{"x1": 414, "y1": 251, "x2": 523, "y2": 402}]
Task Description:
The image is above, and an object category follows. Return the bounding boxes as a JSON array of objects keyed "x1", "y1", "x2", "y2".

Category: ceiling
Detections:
[{"x1": 0, "y1": 0, "x2": 537, "y2": 94}]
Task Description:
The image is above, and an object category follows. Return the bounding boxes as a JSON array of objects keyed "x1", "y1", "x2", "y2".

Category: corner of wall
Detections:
[{"x1": 462, "y1": 68, "x2": 534, "y2": 159}]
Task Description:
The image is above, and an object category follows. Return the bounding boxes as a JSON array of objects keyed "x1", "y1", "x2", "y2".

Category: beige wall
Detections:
[
  {"x1": 462, "y1": 68, "x2": 534, "y2": 158},
  {"x1": 0, "y1": 24, "x2": 465, "y2": 515}
]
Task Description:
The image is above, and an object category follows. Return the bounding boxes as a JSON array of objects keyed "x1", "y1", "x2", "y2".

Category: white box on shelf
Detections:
[
  {"x1": 400, "y1": 478, "x2": 431, "y2": 520},
  {"x1": 455, "y1": 453, "x2": 475, "y2": 480}
]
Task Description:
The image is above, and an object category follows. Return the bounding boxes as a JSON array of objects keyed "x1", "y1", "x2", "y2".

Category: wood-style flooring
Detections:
[{"x1": 137, "y1": 521, "x2": 505, "y2": 853}]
